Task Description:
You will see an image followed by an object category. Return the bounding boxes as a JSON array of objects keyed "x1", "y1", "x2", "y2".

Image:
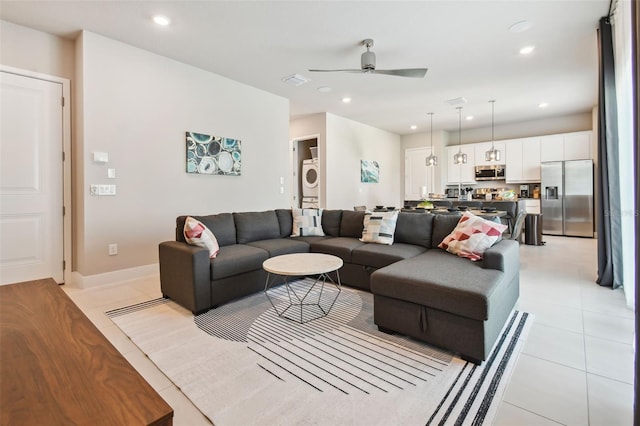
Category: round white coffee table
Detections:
[{"x1": 263, "y1": 253, "x2": 343, "y2": 324}]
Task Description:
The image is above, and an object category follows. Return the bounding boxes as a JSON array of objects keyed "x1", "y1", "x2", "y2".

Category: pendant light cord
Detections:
[
  {"x1": 429, "y1": 112, "x2": 434, "y2": 150},
  {"x1": 490, "y1": 100, "x2": 496, "y2": 149},
  {"x1": 457, "y1": 107, "x2": 462, "y2": 151}
]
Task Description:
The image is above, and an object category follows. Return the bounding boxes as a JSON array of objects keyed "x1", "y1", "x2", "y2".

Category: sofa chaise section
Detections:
[{"x1": 370, "y1": 219, "x2": 520, "y2": 363}]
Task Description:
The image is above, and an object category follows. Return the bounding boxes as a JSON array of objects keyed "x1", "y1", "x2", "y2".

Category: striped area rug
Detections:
[{"x1": 107, "y1": 282, "x2": 531, "y2": 425}]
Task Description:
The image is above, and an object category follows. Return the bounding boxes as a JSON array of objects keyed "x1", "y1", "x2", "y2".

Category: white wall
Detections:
[
  {"x1": 291, "y1": 113, "x2": 402, "y2": 210},
  {"x1": 74, "y1": 31, "x2": 290, "y2": 276},
  {"x1": 0, "y1": 20, "x2": 75, "y2": 81},
  {"x1": 325, "y1": 113, "x2": 402, "y2": 209}
]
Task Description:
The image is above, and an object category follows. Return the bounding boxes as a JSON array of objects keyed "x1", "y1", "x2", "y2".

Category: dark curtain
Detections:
[{"x1": 595, "y1": 17, "x2": 622, "y2": 288}]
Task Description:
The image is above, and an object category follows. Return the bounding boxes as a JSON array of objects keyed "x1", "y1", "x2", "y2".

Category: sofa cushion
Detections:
[
  {"x1": 360, "y1": 210, "x2": 399, "y2": 245},
  {"x1": 351, "y1": 243, "x2": 427, "y2": 269},
  {"x1": 183, "y1": 216, "x2": 220, "y2": 258},
  {"x1": 394, "y1": 212, "x2": 434, "y2": 248},
  {"x1": 246, "y1": 238, "x2": 309, "y2": 257},
  {"x1": 370, "y1": 250, "x2": 504, "y2": 321},
  {"x1": 291, "y1": 208, "x2": 325, "y2": 236},
  {"x1": 309, "y1": 237, "x2": 365, "y2": 263},
  {"x1": 321, "y1": 210, "x2": 343, "y2": 237},
  {"x1": 210, "y1": 244, "x2": 269, "y2": 280},
  {"x1": 177, "y1": 213, "x2": 237, "y2": 246},
  {"x1": 340, "y1": 210, "x2": 365, "y2": 238},
  {"x1": 234, "y1": 211, "x2": 281, "y2": 244},
  {"x1": 275, "y1": 209, "x2": 293, "y2": 238},
  {"x1": 438, "y1": 212, "x2": 508, "y2": 261},
  {"x1": 431, "y1": 214, "x2": 463, "y2": 248},
  {"x1": 291, "y1": 235, "x2": 332, "y2": 245}
]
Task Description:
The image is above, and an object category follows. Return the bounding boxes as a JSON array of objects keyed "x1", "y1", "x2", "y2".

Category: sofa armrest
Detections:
[
  {"x1": 159, "y1": 241, "x2": 211, "y2": 314},
  {"x1": 483, "y1": 239, "x2": 519, "y2": 279}
]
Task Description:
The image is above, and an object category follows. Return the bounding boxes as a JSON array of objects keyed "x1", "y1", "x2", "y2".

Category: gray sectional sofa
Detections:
[{"x1": 159, "y1": 209, "x2": 520, "y2": 363}]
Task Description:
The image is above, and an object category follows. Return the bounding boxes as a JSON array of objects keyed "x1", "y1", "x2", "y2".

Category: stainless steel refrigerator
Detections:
[{"x1": 541, "y1": 160, "x2": 594, "y2": 237}]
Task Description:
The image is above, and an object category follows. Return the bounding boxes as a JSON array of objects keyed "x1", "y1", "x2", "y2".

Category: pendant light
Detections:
[
  {"x1": 485, "y1": 100, "x2": 501, "y2": 161},
  {"x1": 425, "y1": 112, "x2": 438, "y2": 166},
  {"x1": 453, "y1": 107, "x2": 467, "y2": 164}
]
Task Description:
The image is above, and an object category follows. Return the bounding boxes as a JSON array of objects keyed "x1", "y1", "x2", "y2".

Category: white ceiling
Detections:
[{"x1": 0, "y1": 0, "x2": 609, "y2": 135}]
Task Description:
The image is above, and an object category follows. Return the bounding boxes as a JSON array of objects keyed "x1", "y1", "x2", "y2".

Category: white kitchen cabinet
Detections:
[
  {"x1": 522, "y1": 138, "x2": 541, "y2": 181},
  {"x1": 540, "y1": 134, "x2": 564, "y2": 161},
  {"x1": 563, "y1": 131, "x2": 591, "y2": 160},
  {"x1": 541, "y1": 131, "x2": 592, "y2": 162},
  {"x1": 446, "y1": 145, "x2": 475, "y2": 184},
  {"x1": 518, "y1": 199, "x2": 540, "y2": 214},
  {"x1": 506, "y1": 138, "x2": 540, "y2": 183},
  {"x1": 405, "y1": 147, "x2": 435, "y2": 200},
  {"x1": 505, "y1": 140, "x2": 523, "y2": 182},
  {"x1": 474, "y1": 141, "x2": 506, "y2": 166}
]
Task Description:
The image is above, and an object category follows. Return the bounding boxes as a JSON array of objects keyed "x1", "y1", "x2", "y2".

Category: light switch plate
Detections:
[
  {"x1": 107, "y1": 168, "x2": 116, "y2": 179},
  {"x1": 93, "y1": 151, "x2": 109, "y2": 163},
  {"x1": 90, "y1": 184, "x2": 116, "y2": 196}
]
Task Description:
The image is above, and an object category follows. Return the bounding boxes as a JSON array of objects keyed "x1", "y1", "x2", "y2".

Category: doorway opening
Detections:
[{"x1": 292, "y1": 137, "x2": 319, "y2": 208}]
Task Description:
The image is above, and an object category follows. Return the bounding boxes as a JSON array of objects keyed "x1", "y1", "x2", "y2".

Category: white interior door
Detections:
[
  {"x1": 405, "y1": 147, "x2": 434, "y2": 200},
  {"x1": 1, "y1": 71, "x2": 64, "y2": 285}
]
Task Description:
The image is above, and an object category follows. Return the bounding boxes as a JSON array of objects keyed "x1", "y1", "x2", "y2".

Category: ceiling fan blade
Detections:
[
  {"x1": 370, "y1": 68, "x2": 428, "y2": 78},
  {"x1": 308, "y1": 69, "x2": 363, "y2": 73}
]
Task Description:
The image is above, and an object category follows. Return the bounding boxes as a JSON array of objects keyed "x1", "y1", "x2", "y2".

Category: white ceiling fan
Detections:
[{"x1": 309, "y1": 38, "x2": 428, "y2": 78}]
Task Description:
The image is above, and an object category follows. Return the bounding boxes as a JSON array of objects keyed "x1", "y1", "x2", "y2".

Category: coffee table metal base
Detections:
[{"x1": 264, "y1": 272, "x2": 341, "y2": 324}]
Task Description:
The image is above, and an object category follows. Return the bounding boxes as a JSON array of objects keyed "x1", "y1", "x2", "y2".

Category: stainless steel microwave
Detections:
[{"x1": 475, "y1": 165, "x2": 506, "y2": 180}]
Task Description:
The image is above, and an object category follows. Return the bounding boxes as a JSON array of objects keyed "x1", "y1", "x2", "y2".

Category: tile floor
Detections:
[{"x1": 62, "y1": 235, "x2": 635, "y2": 425}]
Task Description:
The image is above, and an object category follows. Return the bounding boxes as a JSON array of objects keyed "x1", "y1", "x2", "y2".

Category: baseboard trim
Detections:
[{"x1": 68, "y1": 264, "x2": 159, "y2": 289}]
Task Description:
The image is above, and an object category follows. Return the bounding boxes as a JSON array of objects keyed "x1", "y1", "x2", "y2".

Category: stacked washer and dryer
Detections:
[{"x1": 301, "y1": 148, "x2": 319, "y2": 208}]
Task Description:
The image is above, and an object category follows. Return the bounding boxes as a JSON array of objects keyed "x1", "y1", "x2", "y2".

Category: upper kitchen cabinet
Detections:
[
  {"x1": 506, "y1": 138, "x2": 541, "y2": 183},
  {"x1": 474, "y1": 141, "x2": 506, "y2": 167},
  {"x1": 563, "y1": 131, "x2": 592, "y2": 160},
  {"x1": 447, "y1": 145, "x2": 476, "y2": 184},
  {"x1": 540, "y1": 134, "x2": 564, "y2": 161},
  {"x1": 541, "y1": 131, "x2": 592, "y2": 162}
]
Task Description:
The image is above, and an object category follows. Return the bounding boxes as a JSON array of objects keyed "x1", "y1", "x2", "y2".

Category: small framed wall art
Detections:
[
  {"x1": 186, "y1": 131, "x2": 241, "y2": 176},
  {"x1": 361, "y1": 160, "x2": 379, "y2": 183}
]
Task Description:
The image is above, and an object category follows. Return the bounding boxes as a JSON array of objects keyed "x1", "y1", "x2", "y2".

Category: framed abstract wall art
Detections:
[
  {"x1": 361, "y1": 160, "x2": 379, "y2": 183},
  {"x1": 186, "y1": 131, "x2": 241, "y2": 176}
]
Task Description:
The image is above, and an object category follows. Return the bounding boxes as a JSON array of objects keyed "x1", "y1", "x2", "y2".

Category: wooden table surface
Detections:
[{"x1": 0, "y1": 278, "x2": 173, "y2": 426}]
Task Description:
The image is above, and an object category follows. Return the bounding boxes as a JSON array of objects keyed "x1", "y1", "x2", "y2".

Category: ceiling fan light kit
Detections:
[
  {"x1": 309, "y1": 38, "x2": 428, "y2": 78},
  {"x1": 485, "y1": 100, "x2": 501, "y2": 162}
]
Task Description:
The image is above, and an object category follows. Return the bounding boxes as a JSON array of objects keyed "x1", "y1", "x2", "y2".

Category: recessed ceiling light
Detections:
[
  {"x1": 410, "y1": 125, "x2": 417, "y2": 130},
  {"x1": 341, "y1": 97, "x2": 351, "y2": 104},
  {"x1": 317, "y1": 86, "x2": 332, "y2": 93},
  {"x1": 509, "y1": 20, "x2": 533, "y2": 33},
  {"x1": 466, "y1": 116, "x2": 474, "y2": 121},
  {"x1": 539, "y1": 102, "x2": 549, "y2": 108},
  {"x1": 519, "y1": 46, "x2": 535, "y2": 55},
  {"x1": 153, "y1": 15, "x2": 171, "y2": 26}
]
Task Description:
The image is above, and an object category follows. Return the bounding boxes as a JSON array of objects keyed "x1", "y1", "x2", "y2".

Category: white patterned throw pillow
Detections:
[
  {"x1": 184, "y1": 216, "x2": 220, "y2": 258},
  {"x1": 291, "y1": 208, "x2": 325, "y2": 237},
  {"x1": 360, "y1": 210, "x2": 399, "y2": 245}
]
